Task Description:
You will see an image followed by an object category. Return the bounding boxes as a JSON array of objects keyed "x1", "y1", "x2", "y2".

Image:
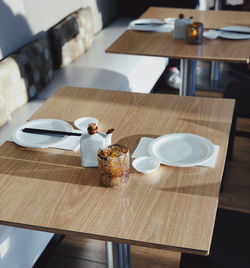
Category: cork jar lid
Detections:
[{"x1": 87, "y1": 123, "x2": 98, "y2": 134}]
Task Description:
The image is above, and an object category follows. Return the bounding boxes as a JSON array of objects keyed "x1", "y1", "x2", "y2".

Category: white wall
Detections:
[
  {"x1": 0, "y1": 0, "x2": 119, "y2": 60},
  {"x1": 22, "y1": 0, "x2": 102, "y2": 35},
  {"x1": 0, "y1": 0, "x2": 31, "y2": 60}
]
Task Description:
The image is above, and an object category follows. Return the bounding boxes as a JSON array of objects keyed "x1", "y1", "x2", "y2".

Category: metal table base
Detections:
[
  {"x1": 180, "y1": 59, "x2": 221, "y2": 96},
  {"x1": 180, "y1": 59, "x2": 197, "y2": 96},
  {"x1": 106, "y1": 242, "x2": 131, "y2": 268}
]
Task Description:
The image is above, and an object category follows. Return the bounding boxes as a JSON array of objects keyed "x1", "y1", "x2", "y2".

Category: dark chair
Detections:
[
  {"x1": 180, "y1": 208, "x2": 250, "y2": 268},
  {"x1": 223, "y1": 80, "x2": 250, "y2": 160}
]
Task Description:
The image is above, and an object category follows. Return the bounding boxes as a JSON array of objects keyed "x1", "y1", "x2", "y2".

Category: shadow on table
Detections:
[
  {"x1": 1, "y1": 134, "x2": 221, "y2": 195},
  {"x1": 157, "y1": 181, "x2": 221, "y2": 197},
  {"x1": 180, "y1": 118, "x2": 230, "y2": 134},
  {"x1": 0, "y1": 153, "x2": 102, "y2": 187}
]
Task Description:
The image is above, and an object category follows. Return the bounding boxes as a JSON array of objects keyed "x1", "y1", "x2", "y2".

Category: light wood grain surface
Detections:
[
  {"x1": 106, "y1": 7, "x2": 250, "y2": 63},
  {"x1": 0, "y1": 86, "x2": 235, "y2": 256}
]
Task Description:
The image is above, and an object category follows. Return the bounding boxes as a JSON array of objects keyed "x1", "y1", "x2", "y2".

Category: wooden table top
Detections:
[
  {"x1": 106, "y1": 7, "x2": 250, "y2": 63},
  {"x1": 0, "y1": 86, "x2": 235, "y2": 255}
]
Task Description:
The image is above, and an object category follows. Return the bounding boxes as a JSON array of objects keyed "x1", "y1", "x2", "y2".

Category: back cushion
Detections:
[
  {"x1": 14, "y1": 38, "x2": 53, "y2": 100},
  {"x1": 0, "y1": 56, "x2": 28, "y2": 114},
  {"x1": 0, "y1": 38, "x2": 53, "y2": 116},
  {"x1": 76, "y1": 8, "x2": 95, "y2": 50},
  {"x1": 0, "y1": 89, "x2": 11, "y2": 127},
  {"x1": 49, "y1": 7, "x2": 94, "y2": 68}
]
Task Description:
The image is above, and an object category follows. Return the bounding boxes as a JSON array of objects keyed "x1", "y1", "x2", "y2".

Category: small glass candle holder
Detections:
[
  {"x1": 98, "y1": 144, "x2": 129, "y2": 187},
  {"x1": 187, "y1": 22, "x2": 203, "y2": 45}
]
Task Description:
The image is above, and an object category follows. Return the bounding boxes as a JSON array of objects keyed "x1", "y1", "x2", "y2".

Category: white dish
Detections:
[
  {"x1": 74, "y1": 117, "x2": 98, "y2": 131},
  {"x1": 148, "y1": 133, "x2": 215, "y2": 167},
  {"x1": 203, "y1": 30, "x2": 221, "y2": 40},
  {"x1": 219, "y1": 26, "x2": 250, "y2": 40},
  {"x1": 12, "y1": 119, "x2": 73, "y2": 148},
  {"x1": 129, "y1": 18, "x2": 174, "y2": 32},
  {"x1": 131, "y1": 18, "x2": 166, "y2": 25},
  {"x1": 203, "y1": 26, "x2": 250, "y2": 40},
  {"x1": 220, "y1": 26, "x2": 250, "y2": 33},
  {"x1": 132, "y1": 156, "x2": 160, "y2": 174}
]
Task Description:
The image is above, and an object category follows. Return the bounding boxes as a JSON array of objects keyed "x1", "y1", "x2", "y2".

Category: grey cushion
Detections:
[
  {"x1": 48, "y1": 7, "x2": 94, "y2": 68},
  {"x1": 13, "y1": 38, "x2": 53, "y2": 100}
]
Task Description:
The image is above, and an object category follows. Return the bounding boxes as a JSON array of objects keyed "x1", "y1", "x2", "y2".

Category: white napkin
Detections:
[
  {"x1": 128, "y1": 18, "x2": 174, "y2": 33},
  {"x1": 132, "y1": 137, "x2": 219, "y2": 168},
  {"x1": 50, "y1": 129, "x2": 82, "y2": 151}
]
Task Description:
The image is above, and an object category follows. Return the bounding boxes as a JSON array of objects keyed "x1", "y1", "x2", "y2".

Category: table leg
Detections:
[
  {"x1": 180, "y1": 59, "x2": 196, "y2": 96},
  {"x1": 214, "y1": 0, "x2": 222, "y2": 10},
  {"x1": 106, "y1": 242, "x2": 131, "y2": 268},
  {"x1": 122, "y1": 244, "x2": 131, "y2": 268},
  {"x1": 210, "y1": 61, "x2": 220, "y2": 85},
  {"x1": 209, "y1": 0, "x2": 222, "y2": 87}
]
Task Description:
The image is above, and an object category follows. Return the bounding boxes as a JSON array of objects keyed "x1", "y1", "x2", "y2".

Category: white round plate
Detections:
[
  {"x1": 132, "y1": 156, "x2": 160, "y2": 174},
  {"x1": 148, "y1": 133, "x2": 215, "y2": 167},
  {"x1": 12, "y1": 119, "x2": 73, "y2": 148},
  {"x1": 74, "y1": 117, "x2": 98, "y2": 131},
  {"x1": 129, "y1": 18, "x2": 174, "y2": 32},
  {"x1": 132, "y1": 18, "x2": 165, "y2": 25},
  {"x1": 219, "y1": 26, "x2": 250, "y2": 40}
]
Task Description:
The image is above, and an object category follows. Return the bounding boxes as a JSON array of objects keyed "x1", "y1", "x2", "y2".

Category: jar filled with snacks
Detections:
[{"x1": 98, "y1": 144, "x2": 129, "y2": 187}]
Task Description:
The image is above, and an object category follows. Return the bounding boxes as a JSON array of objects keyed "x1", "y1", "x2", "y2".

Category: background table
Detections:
[
  {"x1": 106, "y1": 7, "x2": 250, "y2": 96},
  {"x1": 0, "y1": 86, "x2": 234, "y2": 266}
]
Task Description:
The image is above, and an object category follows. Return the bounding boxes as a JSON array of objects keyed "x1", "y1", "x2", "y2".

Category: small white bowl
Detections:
[
  {"x1": 164, "y1": 17, "x2": 177, "y2": 25},
  {"x1": 132, "y1": 156, "x2": 160, "y2": 174},
  {"x1": 74, "y1": 117, "x2": 98, "y2": 131}
]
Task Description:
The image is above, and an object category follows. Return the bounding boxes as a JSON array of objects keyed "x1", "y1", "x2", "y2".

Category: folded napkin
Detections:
[
  {"x1": 132, "y1": 137, "x2": 219, "y2": 168},
  {"x1": 50, "y1": 129, "x2": 82, "y2": 151}
]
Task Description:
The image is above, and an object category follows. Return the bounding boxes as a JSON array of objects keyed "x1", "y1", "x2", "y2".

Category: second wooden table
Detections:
[{"x1": 106, "y1": 7, "x2": 250, "y2": 96}]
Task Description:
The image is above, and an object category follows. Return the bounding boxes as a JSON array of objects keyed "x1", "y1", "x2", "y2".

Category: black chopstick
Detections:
[{"x1": 22, "y1": 128, "x2": 82, "y2": 136}]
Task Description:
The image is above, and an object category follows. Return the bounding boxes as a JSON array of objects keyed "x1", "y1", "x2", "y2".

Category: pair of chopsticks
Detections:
[{"x1": 22, "y1": 128, "x2": 82, "y2": 136}]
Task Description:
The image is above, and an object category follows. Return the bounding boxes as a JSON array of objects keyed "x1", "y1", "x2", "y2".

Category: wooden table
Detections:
[
  {"x1": 106, "y1": 7, "x2": 250, "y2": 96},
  {"x1": 0, "y1": 86, "x2": 234, "y2": 267}
]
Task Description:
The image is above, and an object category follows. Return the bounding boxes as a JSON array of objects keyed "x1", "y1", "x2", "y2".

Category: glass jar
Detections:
[
  {"x1": 187, "y1": 22, "x2": 203, "y2": 45},
  {"x1": 98, "y1": 144, "x2": 129, "y2": 187}
]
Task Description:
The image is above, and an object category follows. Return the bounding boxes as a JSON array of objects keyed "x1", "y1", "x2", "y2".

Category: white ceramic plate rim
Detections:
[
  {"x1": 131, "y1": 18, "x2": 165, "y2": 26},
  {"x1": 132, "y1": 156, "x2": 160, "y2": 174},
  {"x1": 147, "y1": 133, "x2": 215, "y2": 167},
  {"x1": 74, "y1": 117, "x2": 98, "y2": 131},
  {"x1": 219, "y1": 26, "x2": 250, "y2": 39},
  {"x1": 129, "y1": 18, "x2": 174, "y2": 32},
  {"x1": 220, "y1": 26, "x2": 250, "y2": 33},
  {"x1": 219, "y1": 32, "x2": 250, "y2": 40},
  {"x1": 12, "y1": 119, "x2": 73, "y2": 148}
]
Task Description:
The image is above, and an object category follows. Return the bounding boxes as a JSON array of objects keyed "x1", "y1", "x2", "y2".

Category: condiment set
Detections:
[{"x1": 174, "y1": 13, "x2": 203, "y2": 44}]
